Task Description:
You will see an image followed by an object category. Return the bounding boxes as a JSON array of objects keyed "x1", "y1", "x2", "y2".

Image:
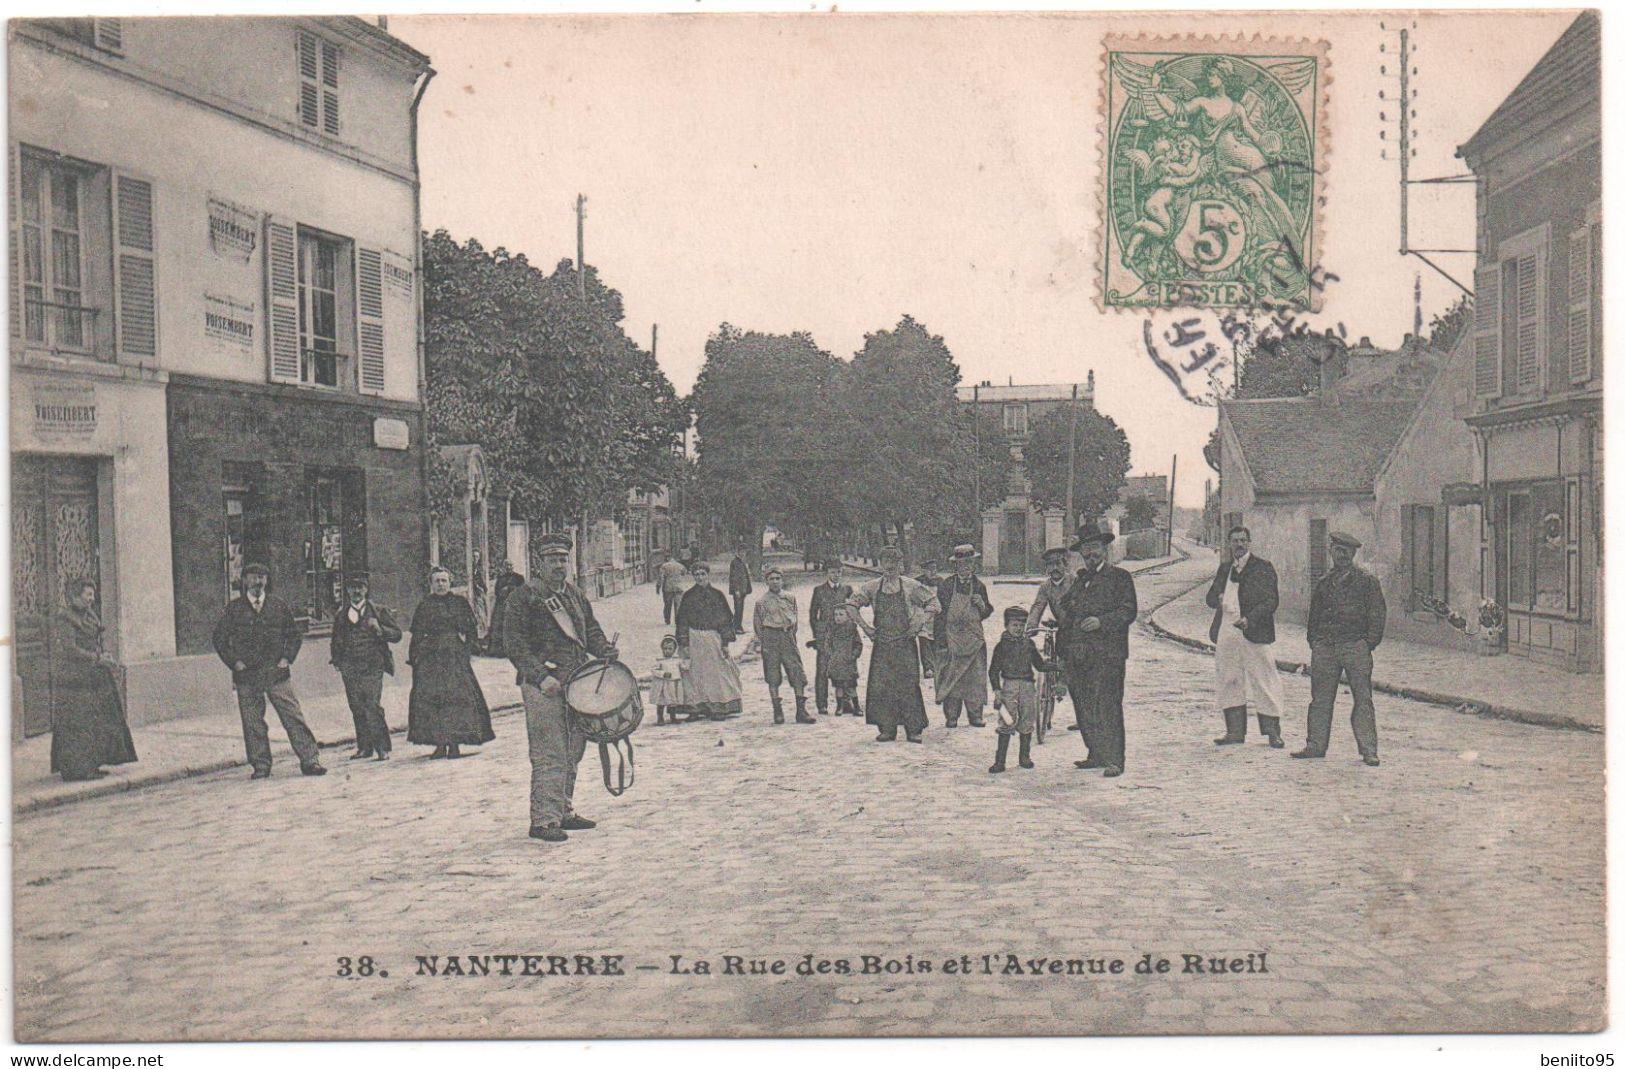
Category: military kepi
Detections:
[
  {"x1": 537, "y1": 532, "x2": 574, "y2": 555},
  {"x1": 1329, "y1": 531, "x2": 1362, "y2": 550}
]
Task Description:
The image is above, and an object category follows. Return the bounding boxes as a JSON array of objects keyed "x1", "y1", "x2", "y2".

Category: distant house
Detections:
[
  {"x1": 1457, "y1": 12, "x2": 1601, "y2": 671},
  {"x1": 1218, "y1": 337, "x2": 1481, "y2": 645},
  {"x1": 956, "y1": 376, "x2": 1094, "y2": 575}
]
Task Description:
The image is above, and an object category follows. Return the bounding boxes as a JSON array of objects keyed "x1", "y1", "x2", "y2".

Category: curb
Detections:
[
  {"x1": 1144, "y1": 594, "x2": 1601, "y2": 736},
  {"x1": 16, "y1": 700, "x2": 528, "y2": 817}
]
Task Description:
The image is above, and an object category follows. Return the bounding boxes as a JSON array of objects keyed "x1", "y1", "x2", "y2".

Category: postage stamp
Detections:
[{"x1": 1100, "y1": 36, "x2": 1331, "y2": 312}]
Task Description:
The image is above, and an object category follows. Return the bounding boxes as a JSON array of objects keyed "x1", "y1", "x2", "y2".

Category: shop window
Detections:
[
  {"x1": 303, "y1": 468, "x2": 366, "y2": 627},
  {"x1": 1503, "y1": 481, "x2": 1575, "y2": 616},
  {"x1": 221, "y1": 463, "x2": 267, "y2": 602},
  {"x1": 296, "y1": 228, "x2": 355, "y2": 388}
]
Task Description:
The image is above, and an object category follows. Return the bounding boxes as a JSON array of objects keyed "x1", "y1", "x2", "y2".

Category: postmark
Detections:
[{"x1": 1100, "y1": 36, "x2": 1331, "y2": 312}]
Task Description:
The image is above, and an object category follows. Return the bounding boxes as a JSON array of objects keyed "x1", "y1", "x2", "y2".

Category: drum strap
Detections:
[{"x1": 597, "y1": 737, "x2": 635, "y2": 797}]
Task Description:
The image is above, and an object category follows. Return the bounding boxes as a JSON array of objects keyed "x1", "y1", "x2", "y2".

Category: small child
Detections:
[
  {"x1": 650, "y1": 634, "x2": 691, "y2": 726},
  {"x1": 821, "y1": 604, "x2": 865, "y2": 716},
  {"x1": 988, "y1": 605, "x2": 1048, "y2": 773}
]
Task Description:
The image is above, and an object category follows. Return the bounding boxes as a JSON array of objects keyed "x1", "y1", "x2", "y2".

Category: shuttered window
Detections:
[
  {"x1": 356, "y1": 247, "x2": 386, "y2": 394},
  {"x1": 113, "y1": 173, "x2": 157, "y2": 359},
  {"x1": 297, "y1": 31, "x2": 340, "y2": 135},
  {"x1": 1567, "y1": 219, "x2": 1599, "y2": 384},
  {"x1": 1497, "y1": 226, "x2": 1549, "y2": 398},
  {"x1": 1473, "y1": 264, "x2": 1501, "y2": 398}
]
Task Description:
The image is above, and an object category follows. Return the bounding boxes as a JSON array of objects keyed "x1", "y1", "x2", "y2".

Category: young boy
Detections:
[
  {"x1": 753, "y1": 566, "x2": 814, "y2": 724},
  {"x1": 988, "y1": 605, "x2": 1048, "y2": 773},
  {"x1": 820, "y1": 603, "x2": 865, "y2": 716}
]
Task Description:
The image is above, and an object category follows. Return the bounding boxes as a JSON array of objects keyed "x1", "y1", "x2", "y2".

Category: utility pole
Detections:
[
  {"x1": 651, "y1": 323, "x2": 658, "y2": 359},
  {"x1": 575, "y1": 194, "x2": 588, "y2": 301},
  {"x1": 972, "y1": 384, "x2": 981, "y2": 544},
  {"x1": 1065, "y1": 383, "x2": 1080, "y2": 535},
  {"x1": 1398, "y1": 27, "x2": 1409, "y2": 257},
  {"x1": 1166, "y1": 455, "x2": 1178, "y2": 557}
]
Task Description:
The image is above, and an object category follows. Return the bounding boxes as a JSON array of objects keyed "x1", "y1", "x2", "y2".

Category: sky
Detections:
[{"x1": 391, "y1": 10, "x2": 1575, "y2": 507}]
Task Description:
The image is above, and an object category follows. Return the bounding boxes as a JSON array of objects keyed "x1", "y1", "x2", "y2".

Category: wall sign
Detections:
[
  {"x1": 373, "y1": 417, "x2": 410, "y2": 451},
  {"x1": 382, "y1": 250, "x2": 414, "y2": 298},
  {"x1": 204, "y1": 294, "x2": 256, "y2": 351},
  {"x1": 208, "y1": 197, "x2": 259, "y2": 261},
  {"x1": 32, "y1": 383, "x2": 98, "y2": 438}
]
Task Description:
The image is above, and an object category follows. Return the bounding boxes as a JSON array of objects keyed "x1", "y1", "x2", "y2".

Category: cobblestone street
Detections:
[{"x1": 13, "y1": 552, "x2": 1604, "y2": 1040}]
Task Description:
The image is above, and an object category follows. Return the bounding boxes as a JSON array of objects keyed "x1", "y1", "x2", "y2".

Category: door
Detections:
[
  {"x1": 13, "y1": 456, "x2": 101, "y2": 738},
  {"x1": 508, "y1": 520, "x2": 530, "y2": 581},
  {"x1": 1001, "y1": 510, "x2": 1028, "y2": 575}
]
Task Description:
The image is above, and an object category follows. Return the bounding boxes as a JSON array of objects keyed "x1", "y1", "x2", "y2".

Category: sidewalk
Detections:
[{"x1": 1148, "y1": 570, "x2": 1604, "y2": 734}]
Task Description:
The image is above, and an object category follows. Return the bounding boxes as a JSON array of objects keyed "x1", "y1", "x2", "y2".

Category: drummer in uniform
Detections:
[{"x1": 504, "y1": 532, "x2": 620, "y2": 843}]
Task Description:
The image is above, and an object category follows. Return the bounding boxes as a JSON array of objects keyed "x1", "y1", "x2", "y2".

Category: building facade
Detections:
[
  {"x1": 11, "y1": 17, "x2": 434, "y2": 730},
  {"x1": 1458, "y1": 12, "x2": 1601, "y2": 672},
  {"x1": 956, "y1": 377, "x2": 1094, "y2": 575}
]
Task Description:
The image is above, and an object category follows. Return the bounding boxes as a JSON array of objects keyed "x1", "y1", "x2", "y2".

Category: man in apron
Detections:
[
  {"x1": 1207, "y1": 525, "x2": 1286, "y2": 748},
  {"x1": 932, "y1": 544, "x2": 993, "y2": 728}
]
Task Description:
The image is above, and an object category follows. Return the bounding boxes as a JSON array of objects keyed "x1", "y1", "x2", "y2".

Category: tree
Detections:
[
  {"x1": 1022, "y1": 403, "x2": 1131, "y2": 524},
  {"x1": 1121, "y1": 493, "x2": 1159, "y2": 532},
  {"x1": 1427, "y1": 294, "x2": 1472, "y2": 353}
]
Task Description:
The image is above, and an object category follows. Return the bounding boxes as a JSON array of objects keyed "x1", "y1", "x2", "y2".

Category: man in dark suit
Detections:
[
  {"x1": 728, "y1": 548, "x2": 753, "y2": 632},
  {"x1": 1055, "y1": 524, "x2": 1138, "y2": 778},
  {"x1": 1295, "y1": 531, "x2": 1387, "y2": 766},
  {"x1": 329, "y1": 573, "x2": 403, "y2": 762},
  {"x1": 1206, "y1": 526, "x2": 1286, "y2": 748},
  {"x1": 807, "y1": 558, "x2": 854, "y2": 716},
  {"x1": 505, "y1": 532, "x2": 621, "y2": 842},
  {"x1": 212, "y1": 562, "x2": 325, "y2": 779}
]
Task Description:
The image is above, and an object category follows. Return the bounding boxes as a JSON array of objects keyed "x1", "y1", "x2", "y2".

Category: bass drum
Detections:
[{"x1": 563, "y1": 659, "x2": 643, "y2": 795}]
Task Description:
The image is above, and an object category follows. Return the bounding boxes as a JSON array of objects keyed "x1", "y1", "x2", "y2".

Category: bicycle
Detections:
[{"x1": 1034, "y1": 623, "x2": 1062, "y2": 745}]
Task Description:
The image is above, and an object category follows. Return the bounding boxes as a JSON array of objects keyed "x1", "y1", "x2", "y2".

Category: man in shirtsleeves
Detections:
[
  {"x1": 753, "y1": 565, "x2": 814, "y2": 724},
  {"x1": 1294, "y1": 531, "x2": 1387, "y2": 766},
  {"x1": 504, "y1": 532, "x2": 620, "y2": 843}
]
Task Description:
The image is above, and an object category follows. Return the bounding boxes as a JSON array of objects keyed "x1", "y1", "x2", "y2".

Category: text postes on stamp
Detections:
[{"x1": 1101, "y1": 36, "x2": 1330, "y2": 313}]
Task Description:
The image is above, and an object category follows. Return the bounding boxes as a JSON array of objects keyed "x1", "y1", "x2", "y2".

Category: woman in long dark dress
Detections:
[
  {"x1": 848, "y1": 547, "x2": 940, "y2": 743},
  {"x1": 675, "y1": 562, "x2": 743, "y2": 719},
  {"x1": 407, "y1": 567, "x2": 494, "y2": 758},
  {"x1": 50, "y1": 577, "x2": 138, "y2": 781}
]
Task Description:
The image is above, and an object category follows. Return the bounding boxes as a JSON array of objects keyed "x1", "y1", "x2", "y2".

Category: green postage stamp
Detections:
[{"x1": 1101, "y1": 36, "x2": 1330, "y2": 311}]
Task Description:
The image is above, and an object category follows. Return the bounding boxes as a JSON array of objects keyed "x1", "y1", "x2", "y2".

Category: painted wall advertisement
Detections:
[
  {"x1": 204, "y1": 294, "x2": 256, "y2": 352},
  {"x1": 32, "y1": 383, "x2": 98, "y2": 438},
  {"x1": 207, "y1": 196, "x2": 259, "y2": 261}
]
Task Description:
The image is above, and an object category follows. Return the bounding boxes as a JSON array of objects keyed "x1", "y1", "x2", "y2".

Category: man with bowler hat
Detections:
[
  {"x1": 1054, "y1": 523, "x2": 1137, "y2": 777},
  {"x1": 1294, "y1": 531, "x2": 1386, "y2": 766},
  {"x1": 505, "y1": 532, "x2": 620, "y2": 842},
  {"x1": 212, "y1": 562, "x2": 326, "y2": 779},
  {"x1": 329, "y1": 572, "x2": 403, "y2": 761}
]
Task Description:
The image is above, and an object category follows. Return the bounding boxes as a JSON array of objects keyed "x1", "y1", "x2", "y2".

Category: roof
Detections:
[
  {"x1": 955, "y1": 383, "x2": 1093, "y2": 403},
  {"x1": 1459, "y1": 12, "x2": 1598, "y2": 162},
  {"x1": 1222, "y1": 398, "x2": 1420, "y2": 496}
]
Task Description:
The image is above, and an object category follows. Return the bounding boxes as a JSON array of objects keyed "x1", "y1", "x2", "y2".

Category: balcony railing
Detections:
[{"x1": 22, "y1": 299, "x2": 103, "y2": 358}]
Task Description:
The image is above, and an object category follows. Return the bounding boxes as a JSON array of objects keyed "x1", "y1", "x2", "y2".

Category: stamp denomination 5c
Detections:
[{"x1": 1101, "y1": 36, "x2": 1330, "y2": 312}]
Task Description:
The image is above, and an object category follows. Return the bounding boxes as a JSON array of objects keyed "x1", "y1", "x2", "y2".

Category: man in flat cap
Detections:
[
  {"x1": 329, "y1": 572, "x2": 403, "y2": 761},
  {"x1": 505, "y1": 532, "x2": 620, "y2": 842},
  {"x1": 1206, "y1": 526, "x2": 1286, "y2": 749},
  {"x1": 1054, "y1": 523, "x2": 1138, "y2": 778},
  {"x1": 753, "y1": 565, "x2": 814, "y2": 724},
  {"x1": 212, "y1": 562, "x2": 326, "y2": 779},
  {"x1": 932, "y1": 544, "x2": 993, "y2": 728},
  {"x1": 1295, "y1": 531, "x2": 1386, "y2": 766},
  {"x1": 807, "y1": 558, "x2": 854, "y2": 716},
  {"x1": 1027, "y1": 546, "x2": 1076, "y2": 634}
]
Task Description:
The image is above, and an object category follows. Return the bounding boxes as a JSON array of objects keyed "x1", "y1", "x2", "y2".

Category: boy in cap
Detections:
[
  {"x1": 821, "y1": 603, "x2": 865, "y2": 716},
  {"x1": 753, "y1": 565, "x2": 814, "y2": 724},
  {"x1": 807, "y1": 558, "x2": 854, "y2": 715},
  {"x1": 988, "y1": 605, "x2": 1048, "y2": 773},
  {"x1": 1296, "y1": 530, "x2": 1386, "y2": 766}
]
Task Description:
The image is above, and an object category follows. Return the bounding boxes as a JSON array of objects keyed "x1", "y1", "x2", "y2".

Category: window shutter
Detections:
[
  {"x1": 1473, "y1": 264, "x2": 1501, "y2": 398},
  {"x1": 297, "y1": 31, "x2": 320, "y2": 128},
  {"x1": 8, "y1": 144, "x2": 19, "y2": 340},
  {"x1": 264, "y1": 216, "x2": 300, "y2": 383},
  {"x1": 356, "y1": 246, "x2": 385, "y2": 395},
  {"x1": 1568, "y1": 226, "x2": 1593, "y2": 383},
  {"x1": 112, "y1": 171, "x2": 157, "y2": 360},
  {"x1": 93, "y1": 18, "x2": 123, "y2": 53},
  {"x1": 1399, "y1": 505, "x2": 1416, "y2": 611},
  {"x1": 1513, "y1": 248, "x2": 1542, "y2": 394},
  {"x1": 320, "y1": 41, "x2": 340, "y2": 136}
]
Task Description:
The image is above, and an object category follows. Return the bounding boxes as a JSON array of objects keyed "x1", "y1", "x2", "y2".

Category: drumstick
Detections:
[{"x1": 593, "y1": 633, "x2": 621, "y2": 693}]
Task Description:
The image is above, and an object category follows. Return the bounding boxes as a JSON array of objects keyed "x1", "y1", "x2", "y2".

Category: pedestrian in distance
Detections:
[
  {"x1": 933, "y1": 544, "x2": 993, "y2": 728},
  {"x1": 675, "y1": 561, "x2": 744, "y2": 719},
  {"x1": 848, "y1": 545, "x2": 940, "y2": 743},
  {"x1": 914, "y1": 558, "x2": 943, "y2": 680},
  {"x1": 657, "y1": 553, "x2": 688, "y2": 626},
  {"x1": 1207, "y1": 526, "x2": 1286, "y2": 749},
  {"x1": 407, "y1": 566, "x2": 495, "y2": 759},
  {"x1": 484, "y1": 560, "x2": 526, "y2": 658},
  {"x1": 48, "y1": 576, "x2": 137, "y2": 783},
  {"x1": 988, "y1": 605, "x2": 1048, "y2": 773},
  {"x1": 1294, "y1": 531, "x2": 1387, "y2": 766},
  {"x1": 753, "y1": 565, "x2": 814, "y2": 724},
  {"x1": 807, "y1": 558, "x2": 855, "y2": 716},
  {"x1": 504, "y1": 533, "x2": 620, "y2": 843},
  {"x1": 820, "y1": 604, "x2": 865, "y2": 717},
  {"x1": 1055, "y1": 523, "x2": 1137, "y2": 778},
  {"x1": 729, "y1": 547, "x2": 753, "y2": 633},
  {"x1": 649, "y1": 635, "x2": 691, "y2": 726},
  {"x1": 211, "y1": 562, "x2": 326, "y2": 779},
  {"x1": 329, "y1": 572, "x2": 402, "y2": 762}
]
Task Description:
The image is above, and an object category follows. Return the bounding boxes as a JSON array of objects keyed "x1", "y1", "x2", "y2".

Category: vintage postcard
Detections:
[{"x1": 6, "y1": 6, "x2": 1604, "y2": 1048}]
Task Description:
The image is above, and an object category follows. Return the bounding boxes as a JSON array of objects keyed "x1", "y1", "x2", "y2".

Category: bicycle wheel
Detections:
[{"x1": 1036, "y1": 675, "x2": 1054, "y2": 745}]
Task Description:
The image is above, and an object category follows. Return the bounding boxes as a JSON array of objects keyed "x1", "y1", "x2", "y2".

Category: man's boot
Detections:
[
  {"x1": 771, "y1": 694, "x2": 785, "y2": 725},
  {"x1": 1258, "y1": 714, "x2": 1284, "y2": 748},
  {"x1": 1214, "y1": 706, "x2": 1247, "y2": 745},
  {"x1": 967, "y1": 706, "x2": 986, "y2": 728},
  {"x1": 989, "y1": 733, "x2": 1010, "y2": 774},
  {"x1": 794, "y1": 694, "x2": 815, "y2": 724},
  {"x1": 1018, "y1": 733, "x2": 1034, "y2": 769}
]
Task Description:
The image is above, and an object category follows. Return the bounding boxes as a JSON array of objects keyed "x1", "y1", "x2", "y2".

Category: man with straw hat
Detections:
[{"x1": 932, "y1": 543, "x2": 994, "y2": 728}]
